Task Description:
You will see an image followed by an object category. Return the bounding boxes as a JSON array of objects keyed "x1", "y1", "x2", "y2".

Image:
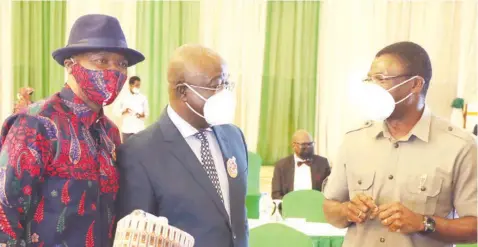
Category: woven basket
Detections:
[{"x1": 114, "y1": 210, "x2": 195, "y2": 247}]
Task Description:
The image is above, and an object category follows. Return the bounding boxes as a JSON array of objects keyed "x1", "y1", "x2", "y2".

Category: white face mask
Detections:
[
  {"x1": 132, "y1": 87, "x2": 140, "y2": 94},
  {"x1": 354, "y1": 76, "x2": 418, "y2": 121},
  {"x1": 182, "y1": 84, "x2": 236, "y2": 126}
]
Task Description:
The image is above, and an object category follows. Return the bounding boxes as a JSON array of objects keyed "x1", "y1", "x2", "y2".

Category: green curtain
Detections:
[
  {"x1": 257, "y1": 2, "x2": 320, "y2": 166},
  {"x1": 135, "y1": 1, "x2": 200, "y2": 125},
  {"x1": 12, "y1": 1, "x2": 66, "y2": 102}
]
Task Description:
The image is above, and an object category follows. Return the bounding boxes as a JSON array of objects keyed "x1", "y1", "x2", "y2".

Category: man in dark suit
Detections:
[
  {"x1": 116, "y1": 44, "x2": 249, "y2": 247},
  {"x1": 271, "y1": 130, "x2": 330, "y2": 200}
]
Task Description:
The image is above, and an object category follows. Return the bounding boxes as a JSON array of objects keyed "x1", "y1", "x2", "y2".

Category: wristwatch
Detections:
[{"x1": 422, "y1": 216, "x2": 436, "y2": 234}]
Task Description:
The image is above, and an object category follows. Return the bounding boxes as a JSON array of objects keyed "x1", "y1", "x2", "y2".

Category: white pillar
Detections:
[{"x1": 0, "y1": 0, "x2": 13, "y2": 122}]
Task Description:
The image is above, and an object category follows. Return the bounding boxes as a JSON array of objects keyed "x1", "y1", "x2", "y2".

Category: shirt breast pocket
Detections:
[
  {"x1": 401, "y1": 174, "x2": 443, "y2": 215},
  {"x1": 348, "y1": 171, "x2": 376, "y2": 199}
]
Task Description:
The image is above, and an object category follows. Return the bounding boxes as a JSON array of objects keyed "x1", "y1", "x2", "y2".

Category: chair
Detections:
[
  {"x1": 249, "y1": 223, "x2": 314, "y2": 247},
  {"x1": 247, "y1": 151, "x2": 262, "y2": 194},
  {"x1": 456, "y1": 244, "x2": 477, "y2": 247},
  {"x1": 246, "y1": 194, "x2": 261, "y2": 219},
  {"x1": 246, "y1": 151, "x2": 262, "y2": 219},
  {"x1": 281, "y1": 190, "x2": 327, "y2": 223}
]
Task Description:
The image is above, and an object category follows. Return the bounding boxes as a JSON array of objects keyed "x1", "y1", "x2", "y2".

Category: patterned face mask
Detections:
[{"x1": 70, "y1": 61, "x2": 127, "y2": 106}]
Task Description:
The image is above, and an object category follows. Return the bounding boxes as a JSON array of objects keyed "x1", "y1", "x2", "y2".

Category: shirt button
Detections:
[
  {"x1": 388, "y1": 175, "x2": 394, "y2": 180},
  {"x1": 393, "y1": 143, "x2": 399, "y2": 148},
  {"x1": 421, "y1": 186, "x2": 427, "y2": 192},
  {"x1": 357, "y1": 180, "x2": 362, "y2": 185},
  {"x1": 380, "y1": 237, "x2": 385, "y2": 243},
  {"x1": 448, "y1": 126, "x2": 453, "y2": 131}
]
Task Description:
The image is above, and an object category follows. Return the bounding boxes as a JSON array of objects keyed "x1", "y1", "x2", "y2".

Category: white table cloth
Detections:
[{"x1": 248, "y1": 219, "x2": 347, "y2": 237}]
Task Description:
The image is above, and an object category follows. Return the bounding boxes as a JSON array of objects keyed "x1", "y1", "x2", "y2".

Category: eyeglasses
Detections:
[
  {"x1": 179, "y1": 81, "x2": 235, "y2": 92},
  {"x1": 363, "y1": 74, "x2": 415, "y2": 83},
  {"x1": 294, "y1": 142, "x2": 315, "y2": 147}
]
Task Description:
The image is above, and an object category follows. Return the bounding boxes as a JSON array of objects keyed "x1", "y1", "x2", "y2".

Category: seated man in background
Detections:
[
  {"x1": 115, "y1": 76, "x2": 149, "y2": 141},
  {"x1": 271, "y1": 129, "x2": 330, "y2": 200}
]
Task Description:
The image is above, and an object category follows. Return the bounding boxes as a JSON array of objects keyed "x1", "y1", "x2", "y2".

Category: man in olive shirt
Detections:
[{"x1": 323, "y1": 41, "x2": 477, "y2": 247}]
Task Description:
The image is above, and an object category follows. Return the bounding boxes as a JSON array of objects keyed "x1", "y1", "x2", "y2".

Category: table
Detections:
[{"x1": 249, "y1": 219, "x2": 347, "y2": 247}]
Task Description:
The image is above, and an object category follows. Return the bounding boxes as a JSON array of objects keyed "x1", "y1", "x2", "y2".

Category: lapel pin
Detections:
[{"x1": 227, "y1": 156, "x2": 238, "y2": 178}]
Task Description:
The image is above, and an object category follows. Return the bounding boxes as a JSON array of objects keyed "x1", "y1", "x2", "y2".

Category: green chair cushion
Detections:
[
  {"x1": 249, "y1": 223, "x2": 314, "y2": 247},
  {"x1": 282, "y1": 190, "x2": 327, "y2": 223}
]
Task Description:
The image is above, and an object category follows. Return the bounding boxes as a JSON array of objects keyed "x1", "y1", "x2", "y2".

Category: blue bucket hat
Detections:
[{"x1": 52, "y1": 14, "x2": 145, "y2": 67}]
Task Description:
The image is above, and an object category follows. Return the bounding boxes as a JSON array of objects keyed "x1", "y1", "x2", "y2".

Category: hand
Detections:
[
  {"x1": 123, "y1": 108, "x2": 132, "y2": 115},
  {"x1": 342, "y1": 193, "x2": 378, "y2": 224},
  {"x1": 374, "y1": 202, "x2": 424, "y2": 233}
]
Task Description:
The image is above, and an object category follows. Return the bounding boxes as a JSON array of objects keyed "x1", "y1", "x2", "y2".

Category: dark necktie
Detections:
[
  {"x1": 194, "y1": 130, "x2": 224, "y2": 202},
  {"x1": 298, "y1": 160, "x2": 312, "y2": 167}
]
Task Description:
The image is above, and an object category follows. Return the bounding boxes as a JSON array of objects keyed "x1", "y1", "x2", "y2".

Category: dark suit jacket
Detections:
[
  {"x1": 116, "y1": 111, "x2": 249, "y2": 247},
  {"x1": 271, "y1": 154, "x2": 330, "y2": 200}
]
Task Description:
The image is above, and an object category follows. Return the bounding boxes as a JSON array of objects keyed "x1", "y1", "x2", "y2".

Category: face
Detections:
[
  {"x1": 130, "y1": 80, "x2": 141, "y2": 92},
  {"x1": 22, "y1": 87, "x2": 34, "y2": 100},
  {"x1": 178, "y1": 64, "x2": 229, "y2": 128},
  {"x1": 293, "y1": 134, "x2": 315, "y2": 159},
  {"x1": 25, "y1": 91, "x2": 33, "y2": 100},
  {"x1": 133, "y1": 80, "x2": 141, "y2": 88},
  {"x1": 65, "y1": 51, "x2": 128, "y2": 75},
  {"x1": 64, "y1": 51, "x2": 129, "y2": 107},
  {"x1": 366, "y1": 54, "x2": 424, "y2": 118}
]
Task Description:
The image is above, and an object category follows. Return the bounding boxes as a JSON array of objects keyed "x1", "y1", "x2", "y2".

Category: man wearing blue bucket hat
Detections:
[{"x1": 0, "y1": 14, "x2": 144, "y2": 247}]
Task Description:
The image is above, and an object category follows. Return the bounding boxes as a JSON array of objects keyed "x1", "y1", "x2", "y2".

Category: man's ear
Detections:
[
  {"x1": 412, "y1": 76, "x2": 425, "y2": 94},
  {"x1": 64, "y1": 58, "x2": 74, "y2": 74},
  {"x1": 177, "y1": 85, "x2": 188, "y2": 102}
]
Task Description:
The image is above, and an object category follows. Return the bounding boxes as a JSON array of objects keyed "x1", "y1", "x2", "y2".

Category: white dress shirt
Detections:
[
  {"x1": 167, "y1": 105, "x2": 231, "y2": 217},
  {"x1": 115, "y1": 91, "x2": 149, "y2": 134},
  {"x1": 293, "y1": 154, "x2": 312, "y2": 191}
]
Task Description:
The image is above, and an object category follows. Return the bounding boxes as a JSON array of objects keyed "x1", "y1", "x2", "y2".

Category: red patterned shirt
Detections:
[{"x1": 0, "y1": 86, "x2": 120, "y2": 247}]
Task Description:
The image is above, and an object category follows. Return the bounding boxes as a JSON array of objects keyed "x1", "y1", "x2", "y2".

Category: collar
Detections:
[
  {"x1": 129, "y1": 91, "x2": 141, "y2": 96},
  {"x1": 58, "y1": 85, "x2": 103, "y2": 127},
  {"x1": 167, "y1": 104, "x2": 211, "y2": 138},
  {"x1": 294, "y1": 154, "x2": 305, "y2": 164},
  {"x1": 373, "y1": 106, "x2": 432, "y2": 142}
]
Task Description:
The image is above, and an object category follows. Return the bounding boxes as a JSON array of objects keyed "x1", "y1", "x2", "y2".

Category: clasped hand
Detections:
[{"x1": 342, "y1": 194, "x2": 424, "y2": 234}]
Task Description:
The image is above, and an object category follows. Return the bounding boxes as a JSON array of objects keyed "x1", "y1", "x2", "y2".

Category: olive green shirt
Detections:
[{"x1": 324, "y1": 107, "x2": 477, "y2": 247}]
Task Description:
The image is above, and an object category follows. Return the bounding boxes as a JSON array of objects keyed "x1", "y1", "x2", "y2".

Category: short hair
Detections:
[
  {"x1": 376, "y1": 41, "x2": 432, "y2": 96},
  {"x1": 129, "y1": 76, "x2": 140, "y2": 86}
]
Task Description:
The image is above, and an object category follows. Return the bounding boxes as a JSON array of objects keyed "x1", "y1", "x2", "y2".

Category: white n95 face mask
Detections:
[
  {"x1": 132, "y1": 88, "x2": 140, "y2": 94},
  {"x1": 353, "y1": 76, "x2": 418, "y2": 121},
  {"x1": 183, "y1": 84, "x2": 236, "y2": 126}
]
